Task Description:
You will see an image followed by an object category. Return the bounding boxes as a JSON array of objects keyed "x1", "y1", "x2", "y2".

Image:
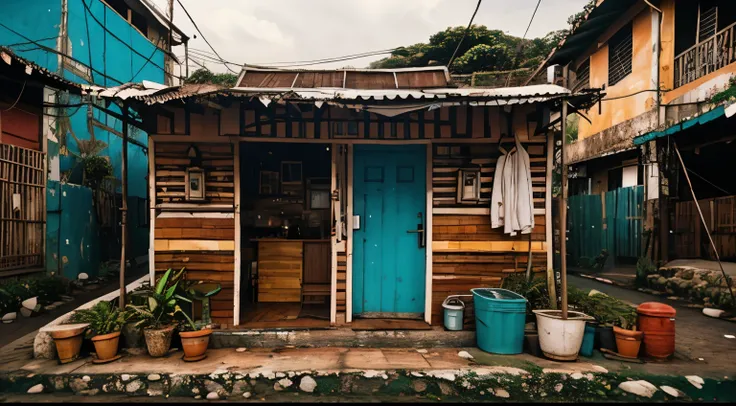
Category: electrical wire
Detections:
[
  {"x1": 1, "y1": 80, "x2": 26, "y2": 112},
  {"x1": 83, "y1": 0, "x2": 95, "y2": 84},
  {"x1": 505, "y1": 0, "x2": 543, "y2": 86},
  {"x1": 130, "y1": 37, "x2": 164, "y2": 82},
  {"x1": 176, "y1": 0, "x2": 238, "y2": 74},
  {"x1": 447, "y1": 0, "x2": 483, "y2": 70}
]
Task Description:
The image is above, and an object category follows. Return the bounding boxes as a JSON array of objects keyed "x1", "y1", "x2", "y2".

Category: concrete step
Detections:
[{"x1": 210, "y1": 327, "x2": 476, "y2": 349}]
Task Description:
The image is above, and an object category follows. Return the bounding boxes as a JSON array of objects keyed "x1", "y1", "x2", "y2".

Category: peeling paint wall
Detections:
[{"x1": 1, "y1": 0, "x2": 167, "y2": 277}]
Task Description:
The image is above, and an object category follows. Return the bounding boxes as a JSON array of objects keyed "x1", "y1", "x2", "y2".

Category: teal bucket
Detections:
[
  {"x1": 471, "y1": 288, "x2": 527, "y2": 354},
  {"x1": 443, "y1": 297, "x2": 466, "y2": 331},
  {"x1": 579, "y1": 323, "x2": 596, "y2": 357}
]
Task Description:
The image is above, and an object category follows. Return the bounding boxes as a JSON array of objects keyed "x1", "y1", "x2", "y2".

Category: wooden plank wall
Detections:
[
  {"x1": 153, "y1": 142, "x2": 236, "y2": 324},
  {"x1": 154, "y1": 143, "x2": 235, "y2": 205},
  {"x1": 430, "y1": 142, "x2": 548, "y2": 327},
  {"x1": 257, "y1": 241, "x2": 302, "y2": 303}
]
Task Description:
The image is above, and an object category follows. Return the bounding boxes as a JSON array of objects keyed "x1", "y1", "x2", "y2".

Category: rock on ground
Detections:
[
  {"x1": 618, "y1": 380, "x2": 658, "y2": 398},
  {"x1": 457, "y1": 351, "x2": 474, "y2": 359},
  {"x1": 661, "y1": 386, "x2": 685, "y2": 398},
  {"x1": 493, "y1": 388, "x2": 510, "y2": 398},
  {"x1": 206, "y1": 392, "x2": 219, "y2": 400},
  {"x1": 299, "y1": 376, "x2": 317, "y2": 393},
  {"x1": 27, "y1": 384, "x2": 43, "y2": 394},
  {"x1": 686, "y1": 375, "x2": 704, "y2": 389}
]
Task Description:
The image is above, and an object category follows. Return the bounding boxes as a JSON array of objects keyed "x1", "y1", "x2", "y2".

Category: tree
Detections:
[{"x1": 185, "y1": 68, "x2": 238, "y2": 87}]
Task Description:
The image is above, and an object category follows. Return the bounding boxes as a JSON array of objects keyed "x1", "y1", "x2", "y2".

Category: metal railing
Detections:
[{"x1": 674, "y1": 21, "x2": 736, "y2": 88}]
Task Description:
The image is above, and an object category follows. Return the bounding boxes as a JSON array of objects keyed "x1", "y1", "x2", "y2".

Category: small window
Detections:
[
  {"x1": 698, "y1": 6, "x2": 718, "y2": 41},
  {"x1": 608, "y1": 23, "x2": 633, "y2": 87},
  {"x1": 573, "y1": 58, "x2": 590, "y2": 91},
  {"x1": 347, "y1": 122, "x2": 359, "y2": 136}
]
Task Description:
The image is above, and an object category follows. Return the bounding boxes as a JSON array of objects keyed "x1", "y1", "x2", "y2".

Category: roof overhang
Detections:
[
  {"x1": 633, "y1": 105, "x2": 732, "y2": 146},
  {"x1": 0, "y1": 47, "x2": 83, "y2": 93}
]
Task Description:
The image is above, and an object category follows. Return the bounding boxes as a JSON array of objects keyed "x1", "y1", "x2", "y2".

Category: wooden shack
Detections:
[{"x1": 103, "y1": 67, "x2": 593, "y2": 329}]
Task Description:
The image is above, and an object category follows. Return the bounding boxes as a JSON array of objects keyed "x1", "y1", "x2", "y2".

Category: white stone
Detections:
[
  {"x1": 287, "y1": 372, "x2": 295, "y2": 378},
  {"x1": 236, "y1": 347, "x2": 247, "y2": 352},
  {"x1": 424, "y1": 370, "x2": 458, "y2": 382},
  {"x1": 147, "y1": 388, "x2": 163, "y2": 397},
  {"x1": 82, "y1": 375, "x2": 91, "y2": 382},
  {"x1": 416, "y1": 349, "x2": 428, "y2": 354},
  {"x1": 277, "y1": 378, "x2": 293, "y2": 389},
  {"x1": 362, "y1": 370, "x2": 385, "y2": 379},
  {"x1": 585, "y1": 373, "x2": 594, "y2": 381},
  {"x1": 554, "y1": 383, "x2": 563, "y2": 393},
  {"x1": 27, "y1": 384, "x2": 44, "y2": 394},
  {"x1": 194, "y1": 395, "x2": 202, "y2": 400},
  {"x1": 411, "y1": 372, "x2": 424, "y2": 378},
  {"x1": 276, "y1": 372, "x2": 286, "y2": 378},
  {"x1": 2, "y1": 312, "x2": 17, "y2": 323},
  {"x1": 661, "y1": 386, "x2": 685, "y2": 398},
  {"x1": 591, "y1": 365, "x2": 609, "y2": 374},
  {"x1": 686, "y1": 375, "x2": 704, "y2": 389},
  {"x1": 243, "y1": 392, "x2": 252, "y2": 399},
  {"x1": 148, "y1": 374, "x2": 161, "y2": 382},
  {"x1": 618, "y1": 380, "x2": 658, "y2": 398},
  {"x1": 570, "y1": 372, "x2": 584, "y2": 380},
  {"x1": 299, "y1": 376, "x2": 317, "y2": 393},
  {"x1": 125, "y1": 380, "x2": 143, "y2": 393},
  {"x1": 78, "y1": 273, "x2": 89, "y2": 280},
  {"x1": 457, "y1": 351, "x2": 474, "y2": 360},
  {"x1": 493, "y1": 388, "x2": 510, "y2": 398},
  {"x1": 206, "y1": 392, "x2": 219, "y2": 400}
]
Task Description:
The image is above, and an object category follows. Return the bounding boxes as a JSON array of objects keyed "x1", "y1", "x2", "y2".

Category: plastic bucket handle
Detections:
[{"x1": 442, "y1": 296, "x2": 466, "y2": 309}]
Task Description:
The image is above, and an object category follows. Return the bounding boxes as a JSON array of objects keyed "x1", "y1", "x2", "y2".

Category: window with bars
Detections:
[
  {"x1": 698, "y1": 6, "x2": 718, "y2": 41},
  {"x1": 608, "y1": 23, "x2": 633, "y2": 87},
  {"x1": 572, "y1": 58, "x2": 590, "y2": 91}
]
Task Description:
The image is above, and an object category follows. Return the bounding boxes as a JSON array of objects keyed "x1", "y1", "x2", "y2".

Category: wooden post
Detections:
[
  {"x1": 148, "y1": 136, "x2": 156, "y2": 285},
  {"x1": 545, "y1": 129, "x2": 557, "y2": 309},
  {"x1": 559, "y1": 99, "x2": 569, "y2": 319},
  {"x1": 233, "y1": 141, "x2": 241, "y2": 326},
  {"x1": 184, "y1": 41, "x2": 190, "y2": 78},
  {"x1": 167, "y1": 0, "x2": 174, "y2": 53},
  {"x1": 119, "y1": 103, "x2": 128, "y2": 308}
]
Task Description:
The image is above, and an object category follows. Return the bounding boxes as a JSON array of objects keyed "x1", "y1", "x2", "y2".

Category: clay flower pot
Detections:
[
  {"x1": 143, "y1": 325, "x2": 175, "y2": 357},
  {"x1": 122, "y1": 322, "x2": 145, "y2": 348},
  {"x1": 91, "y1": 331, "x2": 121, "y2": 361},
  {"x1": 47, "y1": 324, "x2": 88, "y2": 364},
  {"x1": 179, "y1": 328, "x2": 212, "y2": 361},
  {"x1": 613, "y1": 326, "x2": 643, "y2": 358}
]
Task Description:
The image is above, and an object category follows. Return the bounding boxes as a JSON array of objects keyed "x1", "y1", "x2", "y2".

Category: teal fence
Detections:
[{"x1": 568, "y1": 186, "x2": 644, "y2": 265}]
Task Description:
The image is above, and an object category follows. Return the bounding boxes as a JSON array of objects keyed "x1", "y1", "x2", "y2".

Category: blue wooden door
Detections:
[{"x1": 353, "y1": 145, "x2": 426, "y2": 317}]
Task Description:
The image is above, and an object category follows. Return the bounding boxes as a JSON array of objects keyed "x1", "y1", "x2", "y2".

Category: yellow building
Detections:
[{"x1": 530, "y1": 0, "x2": 736, "y2": 263}]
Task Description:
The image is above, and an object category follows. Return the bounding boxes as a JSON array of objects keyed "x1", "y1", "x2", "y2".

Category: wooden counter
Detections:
[{"x1": 254, "y1": 239, "x2": 330, "y2": 303}]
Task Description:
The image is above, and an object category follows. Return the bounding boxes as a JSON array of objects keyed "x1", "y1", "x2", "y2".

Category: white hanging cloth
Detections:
[{"x1": 490, "y1": 136, "x2": 534, "y2": 236}]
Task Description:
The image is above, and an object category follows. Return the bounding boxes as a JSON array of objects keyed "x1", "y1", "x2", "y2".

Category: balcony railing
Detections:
[{"x1": 674, "y1": 21, "x2": 736, "y2": 88}]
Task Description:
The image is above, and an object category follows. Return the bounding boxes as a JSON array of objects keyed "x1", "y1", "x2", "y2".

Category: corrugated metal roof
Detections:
[
  {"x1": 92, "y1": 82, "x2": 571, "y2": 108},
  {"x1": 237, "y1": 66, "x2": 451, "y2": 89}
]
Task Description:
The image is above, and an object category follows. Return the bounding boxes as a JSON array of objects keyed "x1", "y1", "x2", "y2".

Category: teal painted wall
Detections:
[{"x1": 1, "y1": 0, "x2": 165, "y2": 278}]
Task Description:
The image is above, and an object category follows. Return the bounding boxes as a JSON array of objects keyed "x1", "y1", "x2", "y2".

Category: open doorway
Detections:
[{"x1": 239, "y1": 142, "x2": 332, "y2": 328}]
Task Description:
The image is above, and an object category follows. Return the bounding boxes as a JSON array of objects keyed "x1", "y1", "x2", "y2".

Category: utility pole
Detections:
[
  {"x1": 168, "y1": 0, "x2": 174, "y2": 53},
  {"x1": 119, "y1": 102, "x2": 129, "y2": 309},
  {"x1": 559, "y1": 98, "x2": 569, "y2": 319}
]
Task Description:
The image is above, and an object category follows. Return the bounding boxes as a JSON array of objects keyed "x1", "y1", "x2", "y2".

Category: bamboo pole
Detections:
[
  {"x1": 560, "y1": 99, "x2": 569, "y2": 319},
  {"x1": 673, "y1": 142, "x2": 735, "y2": 307},
  {"x1": 119, "y1": 103, "x2": 128, "y2": 309}
]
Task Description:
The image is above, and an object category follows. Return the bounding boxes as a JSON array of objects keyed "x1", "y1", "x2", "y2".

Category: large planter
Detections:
[
  {"x1": 47, "y1": 324, "x2": 88, "y2": 364},
  {"x1": 613, "y1": 326, "x2": 643, "y2": 358},
  {"x1": 534, "y1": 310, "x2": 594, "y2": 361},
  {"x1": 143, "y1": 325, "x2": 175, "y2": 357},
  {"x1": 122, "y1": 322, "x2": 144, "y2": 348},
  {"x1": 91, "y1": 331, "x2": 121, "y2": 361},
  {"x1": 179, "y1": 328, "x2": 212, "y2": 361}
]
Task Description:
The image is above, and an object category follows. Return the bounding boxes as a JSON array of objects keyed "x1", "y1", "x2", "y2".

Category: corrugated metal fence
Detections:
[{"x1": 568, "y1": 186, "x2": 644, "y2": 264}]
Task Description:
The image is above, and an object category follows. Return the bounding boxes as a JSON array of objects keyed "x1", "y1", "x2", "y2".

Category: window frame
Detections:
[{"x1": 607, "y1": 22, "x2": 634, "y2": 87}]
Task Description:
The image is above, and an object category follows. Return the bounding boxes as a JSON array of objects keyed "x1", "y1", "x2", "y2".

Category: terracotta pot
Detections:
[
  {"x1": 613, "y1": 326, "x2": 643, "y2": 358},
  {"x1": 143, "y1": 325, "x2": 175, "y2": 357},
  {"x1": 91, "y1": 331, "x2": 121, "y2": 361},
  {"x1": 48, "y1": 324, "x2": 87, "y2": 364},
  {"x1": 179, "y1": 328, "x2": 212, "y2": 360}
]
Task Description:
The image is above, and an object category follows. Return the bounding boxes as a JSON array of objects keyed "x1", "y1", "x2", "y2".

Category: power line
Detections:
[
  {"x1": 505, "y1": 0, "x2": 543, "y2": 86},
  {"x1": 447, "y1": 0, "x2": 483, "y2": 70},
  {"x1": 176, "y1": 0, "x2": 238, "y2": 74},
  {"x1": 1, "y1": 80, "x2": 26, "y2": 112}
]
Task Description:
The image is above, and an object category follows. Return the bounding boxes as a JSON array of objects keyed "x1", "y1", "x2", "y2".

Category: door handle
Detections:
[{"x1": 407, "y1": 225, "x2": 425, "y2": 248}]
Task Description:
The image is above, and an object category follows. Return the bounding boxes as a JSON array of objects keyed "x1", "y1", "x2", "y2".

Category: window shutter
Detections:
[{"x1": 608, "y1": 23, "x2": 633, "y2": 87}]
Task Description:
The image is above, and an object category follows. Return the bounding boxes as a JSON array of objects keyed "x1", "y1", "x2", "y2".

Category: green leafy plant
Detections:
[
  {"x1": 636, "y1": 256, "x2": 657, "y2": 287},
  {"x1": 502, "y1": 273, "x2": 551, "y2": 315},
  {"x1": 83, "y1": 155, "x2": 113, "y2": 189},
  {"x1": 70, "y1": 300, "x2": 126, "y2": 338},
  {"x1": 124, "y1": 268, "x2": 192, "y2": 330},
  {"x1": 568, "y1": 287, "x2": 637, "y2": 329}
]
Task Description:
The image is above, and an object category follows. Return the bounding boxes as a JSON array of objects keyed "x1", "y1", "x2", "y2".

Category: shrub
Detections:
[{"x1": 70, "y1": 300, "x2": 126, "y2": 338}]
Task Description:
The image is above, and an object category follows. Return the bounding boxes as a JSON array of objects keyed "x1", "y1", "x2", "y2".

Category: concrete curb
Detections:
[{"x1": 2, "y1": 366, "x2": 733, "y2": 402}]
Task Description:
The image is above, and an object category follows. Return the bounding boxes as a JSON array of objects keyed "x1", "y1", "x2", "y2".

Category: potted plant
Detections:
[
  {"x1": 70, "y1": 300, "x2": 126, "y2": 363},
  {"x1": 502, "y1": 274, "x2": 550, "y2": 357},
  {"x1": 569, "y1": 287, "x2": 639, "y2": 356},
  {"x1": 125, "y1": 268, "x2": 191, "y2": 357},
  {"x1": 177, "y1": 306, "x2": 212, "y2": 362}
]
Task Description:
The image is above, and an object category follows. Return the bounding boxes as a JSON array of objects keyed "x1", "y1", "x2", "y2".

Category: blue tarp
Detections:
[{"x1": 633, "y1": 106, "x2": 727, "y2": 146}]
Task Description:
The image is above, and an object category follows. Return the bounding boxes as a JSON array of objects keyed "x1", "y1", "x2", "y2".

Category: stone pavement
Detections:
[
  {"x1": 0, "y1": 346, "x2": 734, "y2": 402},
  {"x1": 570, "y1": 274, "x2": 736, "y2": 368}
]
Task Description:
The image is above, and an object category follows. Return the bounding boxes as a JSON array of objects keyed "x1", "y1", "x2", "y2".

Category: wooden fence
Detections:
[
  {"x1": 0, "y1": 144, "x2": 46, "y2": 276},
  {"x1": 674, "y1": 195, "x2": 736, "y2": 260}
]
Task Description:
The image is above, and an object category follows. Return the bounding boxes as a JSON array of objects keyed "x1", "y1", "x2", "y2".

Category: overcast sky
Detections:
[{"x1": 151, "y1": 0, "x2": 590, "y2": 74}]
